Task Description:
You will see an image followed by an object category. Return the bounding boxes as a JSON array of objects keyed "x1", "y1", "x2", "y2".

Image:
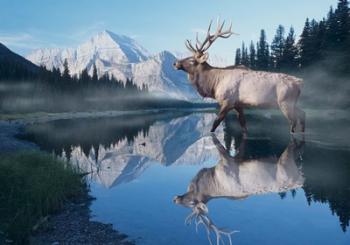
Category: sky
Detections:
[{"x1": 0, "y1": 0, "x2": 338, "y2": 63}]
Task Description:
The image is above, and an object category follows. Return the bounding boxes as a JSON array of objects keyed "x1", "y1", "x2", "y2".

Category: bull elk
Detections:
[{"x1": 173, "y1": 20, "x2": 306, "y2": 133}]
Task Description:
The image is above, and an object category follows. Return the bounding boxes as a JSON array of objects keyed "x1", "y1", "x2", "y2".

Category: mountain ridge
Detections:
[
  {"x1": 26, "y1": 31, "x2": 199, "y2": 100},
  {"x1": 0, "y1": 42, "x2": 40, "y2": 74}
]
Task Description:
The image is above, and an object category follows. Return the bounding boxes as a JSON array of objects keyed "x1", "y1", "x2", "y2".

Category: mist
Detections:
[
  {"x1": 0, "y1": 80, "x2": 203, "y2": 114},
  {"x1": 298, "y1": 60, "x2": 350, "y2": 109}
]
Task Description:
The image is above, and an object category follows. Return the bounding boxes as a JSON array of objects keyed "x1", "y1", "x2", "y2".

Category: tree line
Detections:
[
  {"x1": 234, "y1": 0, "x2": 350, "y2": 76},
  {"x1": 0, "y1": 56, "x2": 153, "y2": 113},
  {"x1": 0, "y1": 56, "x2": 147, "y2": 94},
  {"x1": 0, "y1": 56, "x2": 196, "y2": 113}
]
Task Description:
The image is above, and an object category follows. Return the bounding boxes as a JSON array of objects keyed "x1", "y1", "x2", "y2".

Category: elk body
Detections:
[{"x1": 174, "y1": 20, "x2": 306, "y2": 133}]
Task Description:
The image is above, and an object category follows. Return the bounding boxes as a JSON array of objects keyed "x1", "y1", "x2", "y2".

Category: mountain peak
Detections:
[
  {"x1": 97, "y1": 30, "x2": 124, "y2": 39},
  {"x1": 25, "y1": 32, "x2": 199, "y2": 100},
  {"x1": 84, "y1": 30, "x2": 149, "y2": 63}
]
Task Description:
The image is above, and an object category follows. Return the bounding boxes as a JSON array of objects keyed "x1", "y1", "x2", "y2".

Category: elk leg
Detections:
[
  {"x1": 280, "y1": 102, "x2": 297, "y2": 133},
  {"x1": 295, "y1": 107, "x2": 306, "y2": 132},
  {"x1": 234, "y1": 106, "x2": 248, "y2": 134},
  {"x1": 211, "y1": 105, "x2": 229, "y2": 132}
]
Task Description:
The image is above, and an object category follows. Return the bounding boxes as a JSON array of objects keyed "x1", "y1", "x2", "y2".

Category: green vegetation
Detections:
[{"x1": 0, "y1": 151, "x2": 85, "y2": 244}]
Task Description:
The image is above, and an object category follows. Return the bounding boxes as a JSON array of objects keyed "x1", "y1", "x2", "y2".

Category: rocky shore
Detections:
[
  {"x1": 0, "y1": 120, "x2": 133, "y2": 245},
  {"x1": 30, "y1": 193, "x2": 133, "y2": 245}
]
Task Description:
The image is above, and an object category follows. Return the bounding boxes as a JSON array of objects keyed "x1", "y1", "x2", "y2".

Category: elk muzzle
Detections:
[
  {"x1": 173, "y1": 61, "x2": 182, "y2": 70},
  {"x1": 173, "y1": 195, "x2": 181, "y2": 204}
]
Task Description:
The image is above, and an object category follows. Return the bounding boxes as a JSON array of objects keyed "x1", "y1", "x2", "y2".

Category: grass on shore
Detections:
[{"x1": 0, "y1": 151, "x2": 85, "y2": 244}]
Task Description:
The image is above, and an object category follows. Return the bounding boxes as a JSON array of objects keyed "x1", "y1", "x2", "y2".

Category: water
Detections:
[{"x1": 21, "y1": 109, "x2": 350, "y2": 245}]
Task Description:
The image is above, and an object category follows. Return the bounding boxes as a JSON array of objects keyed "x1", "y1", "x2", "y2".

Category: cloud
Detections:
[
  {"x1": 0, "y1": 21, "x2": 108, "y2": 53},
  {"x1": 0, "y1": 32, "x2": 59, "y2": 51},
  {"x1": 0, "y1": 33, "x2": 35, "y2": 47}
]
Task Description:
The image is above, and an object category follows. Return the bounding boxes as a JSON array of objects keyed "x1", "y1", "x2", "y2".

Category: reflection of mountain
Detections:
[
  {"x1": 22, "y1": 111, "x2": 187, "y2": 158},
  {"x1": 22, "y1": 112, "x2": 224, "y2": 188},
  {"x1": 66, "y1": 113, "x2": 223, "y2": 188},
  {"x1": 67, "y1": 145, "x2": 152, "y2": 188}
]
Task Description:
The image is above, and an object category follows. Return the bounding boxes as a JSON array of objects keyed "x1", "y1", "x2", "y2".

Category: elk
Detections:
[
  {"x1": 173, "y1": 134, "x2": 304, "y2": 244},
  {"x1": 173, "y1": 20, "x2": 305, "y2": 133}
]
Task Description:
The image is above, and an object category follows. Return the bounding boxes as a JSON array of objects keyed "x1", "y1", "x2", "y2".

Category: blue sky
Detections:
[{"x1": 0, "y1": 0, "x2": 337, "y2": 62}]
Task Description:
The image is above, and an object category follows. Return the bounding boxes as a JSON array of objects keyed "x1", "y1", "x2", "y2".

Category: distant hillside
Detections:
[{"x1": 0, "y1": 43, "x2": 39, "y2": 79}]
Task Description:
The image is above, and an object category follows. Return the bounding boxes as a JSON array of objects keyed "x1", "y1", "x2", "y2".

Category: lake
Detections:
[{"x1": 20, "y1": 109, "x2": 350, "y2": 245}]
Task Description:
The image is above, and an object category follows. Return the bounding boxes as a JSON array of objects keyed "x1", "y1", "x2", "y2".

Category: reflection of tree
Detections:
[
  {"x1": 302, "y1": 146, "x2": 350, "y2": 232},
  {"x1": 21, "y1": 112, "x2": 187, "y2": 160}
]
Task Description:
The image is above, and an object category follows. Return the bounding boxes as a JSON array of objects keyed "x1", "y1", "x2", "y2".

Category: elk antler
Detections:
[
  {"x1": 186, "y1": 18, "x2": 235, "y2": 55},
  {"x1": 185, "y1": 203, "x2": 238, "y2": 245}
]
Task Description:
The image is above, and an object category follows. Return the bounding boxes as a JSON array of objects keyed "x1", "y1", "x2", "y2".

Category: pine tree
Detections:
[
  {"x1": 62, "y1": 59, "x2": 70, "y2": 81},
  {"x1": 299, "y1": 18, "x2": 313, "y2": 68},
  {"x1": 241, "y1": 42, "x2": 249, "y2": 66},
  {"x1": 335, "y1": 0, "x2": 350, "y2": 73},
  {"x1": 322, "y1": 6, "x2": 338, "y2": 54},
  {"x1": 249, "y1": 41, "x2": 256, "y2": 69},
  {"x1": 80, "y1": 68, "x2": 90, "y2": 83},
  {"x1": 92, "y1": 64, "x2": 98, "y2": 82},
  {"x1": 280, "y1": 27, "x2": 298, "y2": 71},
  {"x1": 256, "y1": 29, "x2": 270, "y2": 70},
  {"x1": 271, "y1": 25, "x2": 285, "y2": 70},
  {"x1": 335, "y1": 0, "x2": 350, "y2": 44},
  {"x1": 235, "y1": 48, "x2": 242, "y2": 65}
]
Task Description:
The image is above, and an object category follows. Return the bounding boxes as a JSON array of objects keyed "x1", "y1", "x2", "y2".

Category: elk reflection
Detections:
[{"x1": 174, "y1": 133, "x2": 304, "y2": 245}]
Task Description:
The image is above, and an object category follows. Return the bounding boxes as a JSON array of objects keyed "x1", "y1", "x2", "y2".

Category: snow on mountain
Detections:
[
  {"x1": 132, "y1": 51, "x2": 197, "y2": 100},
  {"x1": 26, "y1": 30, "x2": 199, "y2": 100}
]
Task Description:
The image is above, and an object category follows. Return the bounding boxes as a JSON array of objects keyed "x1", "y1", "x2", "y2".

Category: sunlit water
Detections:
[{"x1": 21, "y1": 109, "x2": 350, "y2": 245}]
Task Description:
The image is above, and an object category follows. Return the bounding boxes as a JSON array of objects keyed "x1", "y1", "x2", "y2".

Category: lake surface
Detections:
[{"x1": 21, "y1": 109, "x2": 350, "y2": 245}]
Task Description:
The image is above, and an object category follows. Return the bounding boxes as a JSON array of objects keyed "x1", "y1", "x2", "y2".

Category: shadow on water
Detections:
[{"x1": 19, "y1": 110, "x2": 350, "y2": 244}]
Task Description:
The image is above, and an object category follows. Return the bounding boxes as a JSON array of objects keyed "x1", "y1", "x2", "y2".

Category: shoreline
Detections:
[
  {"x1": 0, "y1": 107, "x2": 216, "y2": 124},
  {"x1": 29, "y1": 190, "x2": 134, "y2": 245},
  {"x1": 0, "y1": 121, "x2": 134, "y2": 245}
]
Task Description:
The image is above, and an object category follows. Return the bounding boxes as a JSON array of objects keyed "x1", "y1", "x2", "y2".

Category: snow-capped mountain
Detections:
[{"x1": 26, "y1": 30, "x2": 199, "y2": 100}]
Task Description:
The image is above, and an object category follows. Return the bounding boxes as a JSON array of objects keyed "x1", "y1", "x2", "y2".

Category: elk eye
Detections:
[{"x1": 188, "y1": 201, "x2": 196, "y2": 207}]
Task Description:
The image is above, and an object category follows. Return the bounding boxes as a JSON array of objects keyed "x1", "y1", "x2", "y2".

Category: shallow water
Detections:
[{"x1": 22, "y1": 109, "x2": 350, "y2": 245}]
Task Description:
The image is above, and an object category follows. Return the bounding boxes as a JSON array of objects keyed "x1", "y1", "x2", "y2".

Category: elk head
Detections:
[{"x1": 173, "y1": 19, "x2": 234, "y2": 73}]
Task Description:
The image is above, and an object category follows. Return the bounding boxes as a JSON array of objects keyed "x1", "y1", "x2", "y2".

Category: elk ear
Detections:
[
  {"x1": 188, "y1": 183, "x2": 196, "y2": 191},
  {"x1": 197, "y1": 53, "x2": 209, "y2": 63}
]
